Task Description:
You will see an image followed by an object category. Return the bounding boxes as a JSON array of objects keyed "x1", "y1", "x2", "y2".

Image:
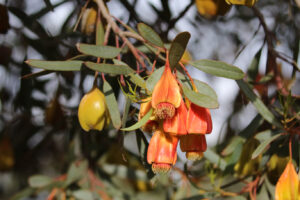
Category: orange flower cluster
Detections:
[{"x1": 139, "y1": 57, "x2": 212, "y2": 173}]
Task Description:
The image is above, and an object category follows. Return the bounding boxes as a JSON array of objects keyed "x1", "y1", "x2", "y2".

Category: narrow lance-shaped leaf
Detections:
[
  {"x1": 181, "y1": 84, "x2": 219, "y2": 109},
  {"x1": 169, "y1": 32, "x2": 191, "y2": 70},
  {"x1": 77, "y1": 43, "x2": 122, "y2": 58},
  {"x1": 252, "y1": 133, "x2": 282, "y2": 159},
  {"x1": 236, "y1": 79, "x2": 282, "y2": 128},
  {"x1": 177, "y1": 71, "x2": 218, "y2": 100},
  {"x1": 189, "y1": 59, "x2": 245, "y2": 80},
  {"x1": 84, "y1": 61, "x2": 134, "y2": 75},
  {"x1": 25, "y1": 60, "x2": 83, "y2": 71},
  {"x1": 137, "y1": 23, "x2": 164, "y2": 48},
  {"x1": 146, "y1": 66, "x2": 164, "y2": 92},
  {"x1": 113, "y1": 59, "x2": 146, "y2": 88},
  {"x1": 103, "y1": 81, "x2": 122, "y2": 129},
  {"x1": 121, "y1": 108, "x2": 153, "y2": 131},
  {"x1": 96, "y1": 17, "x2": 104, "y2": 45}
]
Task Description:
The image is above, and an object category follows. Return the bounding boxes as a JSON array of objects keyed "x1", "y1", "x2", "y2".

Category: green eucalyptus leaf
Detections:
[
  {"x1": 25, "y1": 60, "x2": 82, "y2": 71},
  {"x1": 121, "y1": 108, "x2": 153, "y2": 131},
  {"x1": 73, "y1": 190, "x2": 94, "y2": 200},
  {"x1": 96, "y1": 18, "x2": 104, "y2": 45},
  {"x1": 113, "y1": 59, "x2": 146, "y2": 88},
  {"x1": 252, "y1": 133, "x2": 282, "y2": 159},
  {"x1": 77, "y1": 43, "x2": 122, "y2": 58},
  {"x1": 84, "y1": 61, "x2": 134, "y2": 75},
  {"x1": 181, "y1": 84, "x2": 219, "y2": 109},
  {"x1": 204, "y1": 148, "x2": 227, "y2": 171},
  {"x1": 236, "y1": 80, "x2": 282, "y2": 128},
  {"x1": 137, "y1": 23, "x2": 164, "y2": 48},
  {"x1": 103, "y1": 81, "x2": 122, "y2": 129},
  {"x1": 189, "y1": 59, "x2": 244, "y2": 80},
  {"x1": 28, "y1": 175, "x2": 53, "y2": 188},
  {"x1": 65, "y1": 160, "x2": 88, "y2": 187},
  {"x1": 146, "y1": 66, "x2": 164, "y2": 92},
  {"x1": 169, "y1": 32, "x2": 191, "y2": 69}
]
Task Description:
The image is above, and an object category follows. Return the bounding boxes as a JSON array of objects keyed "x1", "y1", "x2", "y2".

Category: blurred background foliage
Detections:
[{"x1": 0, "y1": 0, "x2": 299, "y2": 199}]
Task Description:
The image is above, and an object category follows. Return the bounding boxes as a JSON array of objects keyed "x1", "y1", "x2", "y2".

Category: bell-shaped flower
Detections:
[
  {"x1": 163, "y1": 99, "x2": 187, "y2": 135},
  {"x1": 275, "y1": 161, "x2": 299, "y2": 200},
  {"x1": 180, "y1": 134, "x2": 207, "y2": 160},
  {"x1": 138, "y1": 97, "x2": 158, "y2": 133},
  {"x1": 151, "y1": 59, "x2": 181, "y2": 120},
  {"x1": 147, "y1": 128, "x2": 178, "y2": 173},
  {"x1": 186, "y1": 103, "x2": 212, "y2": 134},
  {"x1": 78, "y1": 87, "x2": 110, "y2": 131}
]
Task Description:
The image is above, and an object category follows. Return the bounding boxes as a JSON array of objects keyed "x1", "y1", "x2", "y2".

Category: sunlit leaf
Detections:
[
  {"x1": 137, "y1": 23, "x2": 164, "y2": 48},
  {"x1": 252, "y1": 134, "x2": 282, "y2": 159},
  {"x1": 28, "y1": 175, "x2": 53, "y2": 188},
  {"x1": 84, "y1": 61, "x2": 134, "y2": 75},
  {"x1": 103, "y1": 81, "x2": 122, "y2": 129},
  {"x1": 189, "y1": 59, "x2": 245, "y2": 80},
  {"x1": 77, "y1": 43, "x2": 122, "y2": 58},
  {"x1": 121, "y1": 108, "x2": 153, "y2": 131},
  {"x1": 169, "y1": 32, "x2": 191, "y2": 69},
  {"x1": 96, "y1": 18, "x2": 104, "y2": 45},
  {"x1": 181, "y1": 84, "x2": 219, "y2": 109},
  {"x1": 25, "y1": 60, "x2": 83, "y2": 71},
  {"x1": 236, "y1": 80, "x2": 282, "y2": 128}
]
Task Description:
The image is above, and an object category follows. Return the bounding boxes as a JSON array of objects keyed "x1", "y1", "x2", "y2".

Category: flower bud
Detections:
[
  {"x1": 147, "y1": 129, "x2": 178, "y2": 173},
  {"x1": 78, "y1": 87, "x2": 109, "y2": 131},
  {"x1": 275, "y1": 161, "x2": 299, "y2": 200},
  {"x1": 196, "y1": 0, "x2": 231, "y2": 18},
  {"x1": 180, "y1": 134, "x2": 207, "y2": 160}
]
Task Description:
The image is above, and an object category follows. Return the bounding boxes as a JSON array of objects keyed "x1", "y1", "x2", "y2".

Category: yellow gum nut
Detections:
[
  {"x1": 195, "y1": 0, "x2": 231, "y2": 18},
  {"x1": 78, "y1": 87, "x2": 108, "y2": 131},
  {"x1": 225, "y1": 0, "x2": 257, "y2": 7},
  {"x1": 234, "y1": 138, "x2": 261, "y2": 177}
]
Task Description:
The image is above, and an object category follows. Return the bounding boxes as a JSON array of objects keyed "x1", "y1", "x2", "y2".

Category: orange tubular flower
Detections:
[
  {"x1": 151, "y1": 59, "x2": 181, "y2": 120},
  {"x1": 186, "y1": 103, "x2": 212, "y2": 134},
  {"x1": 275, "y1": 161, "x2": 299, "y2": 200},
  {"x1": 147, "y1": 129, "x2": 178, "y2": 173},
  {"x1": 139, "y1": 97, "x2": 158, "y2": 133},
  {"x1": 163, "y1": 99, "x2": 188, "y2": 135},
  {"x1": 180, "y1": 134, "x2": 207, "y2": 160}
]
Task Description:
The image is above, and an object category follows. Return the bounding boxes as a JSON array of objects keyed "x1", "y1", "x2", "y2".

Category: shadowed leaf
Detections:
[{"x1": 169, "y1": 32, "x2": 191, "y2": 69}]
